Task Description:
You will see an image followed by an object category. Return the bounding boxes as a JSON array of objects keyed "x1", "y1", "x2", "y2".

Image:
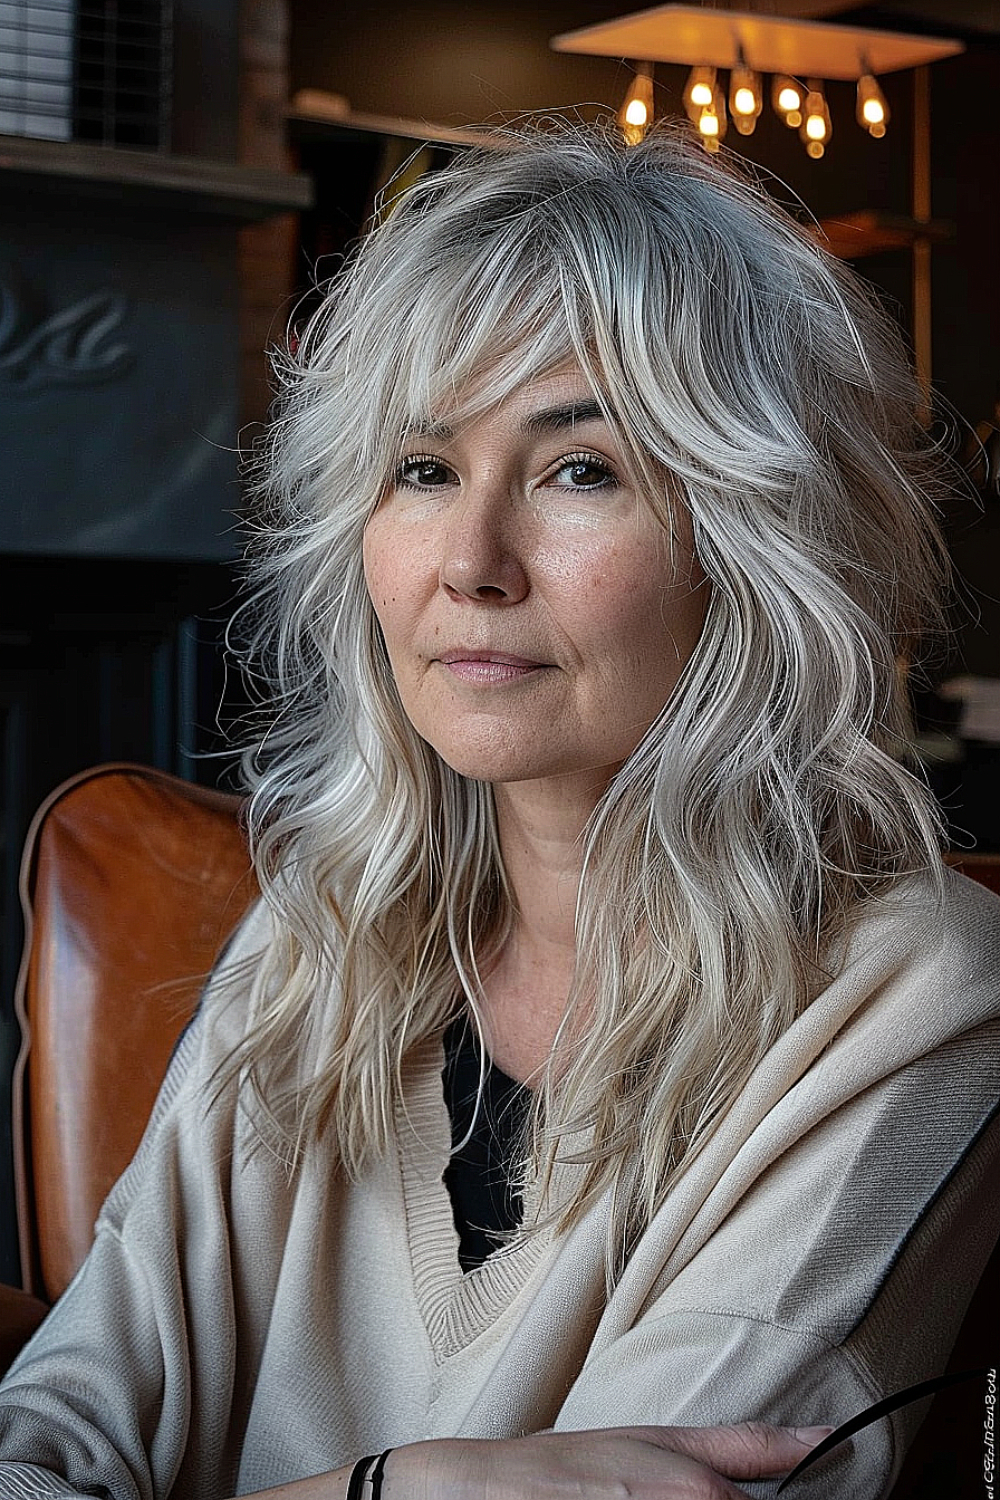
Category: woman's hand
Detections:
[{"x1": 384, "y1": 1422, "x2": 832, "y2": 1500}]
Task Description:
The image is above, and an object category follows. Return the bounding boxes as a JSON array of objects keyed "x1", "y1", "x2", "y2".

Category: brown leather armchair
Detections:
[
  {"x1": 1, "y1": 763, "x2": 257, "y2": 1370},
  {"x1": 0, "y1": 765, "x2": 996, "y2": 1498}
]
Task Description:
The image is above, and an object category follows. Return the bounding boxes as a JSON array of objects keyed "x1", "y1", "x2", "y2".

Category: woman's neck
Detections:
[{"x1": 479, "y1": 773, "x2": 604, "y2": 1084}]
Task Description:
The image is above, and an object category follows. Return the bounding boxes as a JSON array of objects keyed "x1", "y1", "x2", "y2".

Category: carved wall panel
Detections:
[{"x1": 0, "y1": 201, "x2": 240, "y2": 557}]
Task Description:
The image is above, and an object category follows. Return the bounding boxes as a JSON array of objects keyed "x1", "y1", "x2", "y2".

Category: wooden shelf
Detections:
[
  {"x1": 288, "y1": 92, "x2": 508, "y2": 150},
  {"x1": 817, "y1": 209, "x2": 953, "y2": 259},
  {"x1": 0, "y1": 133, "x2": 313, "y2": 222}
]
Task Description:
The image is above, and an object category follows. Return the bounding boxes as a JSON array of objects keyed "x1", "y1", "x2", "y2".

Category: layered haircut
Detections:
[{"x1": 233, "y1": 119, "x2": 950, "y2": 1277}]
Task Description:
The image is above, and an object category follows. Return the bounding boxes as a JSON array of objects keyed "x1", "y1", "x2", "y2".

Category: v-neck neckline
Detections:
[{"x1": 394, "y1": 1034, "x2": 552, "y2": 1360}]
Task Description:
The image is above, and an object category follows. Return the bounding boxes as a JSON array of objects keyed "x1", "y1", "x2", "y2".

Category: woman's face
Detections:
[{"x1": 362, "y1": 366, "x2": 708, "y2": 796}]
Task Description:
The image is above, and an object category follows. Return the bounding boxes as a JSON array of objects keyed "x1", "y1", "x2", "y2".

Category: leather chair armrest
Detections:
[{"x1": 0, "y1": 1283, "x2": 49, "y2": 1378}]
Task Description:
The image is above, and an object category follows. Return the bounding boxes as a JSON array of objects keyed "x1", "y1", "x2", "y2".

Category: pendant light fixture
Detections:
[
  {"x1": 771, "y1": 75, "x2": 804, "y2": 129},
  {"x1": 729, "y1": 52, "x2": 762, "y2": 136},
  {"x1": 696, "y1": 80, "x2": 727, "y2": 151},
  {"x1": 619, "y1": 59, "x2": 655, "y2": 144},
  {"x1": 553, "y1": 6, "x2": 962, "y2": 160},
  {"x1": 801, "y1": 80, "x2": 833, "y2": 158},
  {"x1": 857, "y1": 67, "x2": 890, "y2": 138},
  {"x1": 683, "y1": 64, "x2": 716, "y2": 121}
]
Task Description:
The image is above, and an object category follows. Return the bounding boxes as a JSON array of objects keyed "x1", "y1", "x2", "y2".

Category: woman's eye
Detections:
[
  {"x1": 396, "y1": 457, "x2": 454, "y2": 490},
  {"x1": 551, "y1": 455, "x2": 618, "y2": 491}
]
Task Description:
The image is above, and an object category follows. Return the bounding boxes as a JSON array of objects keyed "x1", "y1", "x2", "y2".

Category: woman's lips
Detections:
[{"x1": 437, "y1": 651, "x2": 547, "y2": 684}]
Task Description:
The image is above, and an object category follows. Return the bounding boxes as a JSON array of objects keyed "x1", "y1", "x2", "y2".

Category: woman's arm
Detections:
[{"x1": 235, "y1": 1424, "x2": 830, "y2": 1500}]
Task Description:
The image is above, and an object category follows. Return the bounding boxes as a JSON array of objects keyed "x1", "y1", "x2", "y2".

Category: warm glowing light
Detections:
[
  {"x1": 799, "y1": 82, "x2": 831, "y2": 155},
  {"x1": 684, "y1": 65, "x2": 717, "y2": 121},
  {"x1": 772, "y1": 75, "x2": 806, "y2": 132},
  {"x1": 856, "y1": 72, "x2": 890, "y2": 137},
  {"x1": 619, "y1": 64, "x2": 654, "y2": 145},
  {"x1": 729, "y1": 61, "x2": 761, "y2": 136},
  {"x1": 695, "y1": 82, "x2": 727, "y2": 150}
]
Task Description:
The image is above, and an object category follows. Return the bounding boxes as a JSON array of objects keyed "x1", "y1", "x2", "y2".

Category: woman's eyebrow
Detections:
[
  {"x1": 401, "y1": 401, "x2": 606, "y2": 445},
  {"x1": 519, "y1": 400, "x2": 605, "y2": 434},
  {"x1": 403, "y1": 418, "x2": 455, "y2": 442}
]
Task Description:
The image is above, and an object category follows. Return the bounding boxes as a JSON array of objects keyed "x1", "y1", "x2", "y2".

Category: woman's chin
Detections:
[
  {"x1": 429, "y1": 742, "x2": 620, "y2": 801},
  {"x1": 432, "y1": 748, "x2": 546, "y2": 785}
]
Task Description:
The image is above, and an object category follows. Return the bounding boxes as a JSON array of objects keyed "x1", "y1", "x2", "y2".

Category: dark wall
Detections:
[
  {"x1": 1, "y1": 203, "x2": 239, "y2": 558},
  {"x1": 172, "y1": 0, "x2": 241, "y2": 158},
  {"x1": 291, "y1": 0, "x2": 636, "y2": 126}
]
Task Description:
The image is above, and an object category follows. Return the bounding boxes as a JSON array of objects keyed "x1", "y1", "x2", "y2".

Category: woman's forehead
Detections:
[
  {"x1": 417, "y1": 364, "x2": 603, "y2": 426},
  {"x1": 398, "y1": 354, "x2": 615, "y2": 440}
]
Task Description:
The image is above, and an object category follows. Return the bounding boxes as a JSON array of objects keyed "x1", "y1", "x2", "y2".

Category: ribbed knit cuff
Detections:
[{"x1": 0, "y1": 1464, "x2": 85, "y2": 1497}]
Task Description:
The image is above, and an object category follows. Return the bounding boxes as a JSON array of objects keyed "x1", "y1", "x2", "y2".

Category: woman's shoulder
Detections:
[
  {"x1": 870, "y1": 861, "x2": 1000, "y2": 981},
  {"x1": 936, "y1": 860, "x2": 1000, "y2": 974},
  {"x1": 195, "y1": 895, "x2": 282, "y2": 1047},
  {"x1": 827, "y1": 861, "x2": 1000, "y2": 1056}
]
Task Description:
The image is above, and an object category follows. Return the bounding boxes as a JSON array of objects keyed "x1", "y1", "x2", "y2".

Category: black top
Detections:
[{"x1": 441, "y1": 1017, "x2": 531, "y2": 1273}]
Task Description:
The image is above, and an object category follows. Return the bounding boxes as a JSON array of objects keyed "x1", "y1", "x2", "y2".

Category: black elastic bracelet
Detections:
[
  {"x1": 346, "y1": 1454, "x2": 378, "y2": 1500},
  {"x1": 369, "y1": 1448, "x2": 393, "y2": 1500}
]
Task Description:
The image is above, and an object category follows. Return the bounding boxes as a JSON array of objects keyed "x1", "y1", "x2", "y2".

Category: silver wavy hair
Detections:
[{"x1": 230, "y1": 119, "x2": 950, "y2": 1277}]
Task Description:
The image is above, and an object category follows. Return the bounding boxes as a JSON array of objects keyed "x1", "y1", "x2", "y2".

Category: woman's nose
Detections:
[{"x1": 439, "y1": 488, "x2": 529, "y2": 603}]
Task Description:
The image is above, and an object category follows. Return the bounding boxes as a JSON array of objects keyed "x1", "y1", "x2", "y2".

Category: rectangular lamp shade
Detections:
[{"x1": 551, "y1": 4, "x2": 963, "y2": 81}]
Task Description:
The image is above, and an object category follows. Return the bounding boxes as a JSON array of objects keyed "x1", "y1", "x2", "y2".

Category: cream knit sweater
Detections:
[{"x1": 0, "y1": 868, "x2": 998, "y2": 1500}]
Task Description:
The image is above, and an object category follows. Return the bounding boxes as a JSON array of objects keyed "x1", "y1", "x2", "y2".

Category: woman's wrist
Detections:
[{"x1": 380, "y1": 1439, "x2": 476, "y2": 1500}]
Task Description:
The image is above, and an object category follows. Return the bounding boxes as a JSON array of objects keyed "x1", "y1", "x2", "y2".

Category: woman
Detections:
[{"x1": 1, "y1": 121, "x2": 998, "y2": 1500}]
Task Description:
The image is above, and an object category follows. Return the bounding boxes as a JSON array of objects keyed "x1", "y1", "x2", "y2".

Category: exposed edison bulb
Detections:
[
  {"x1": 619, "y1": 64, "x2": 654, "y2": 146},
  {"x1": 729, "y1": 62, "x2": 762, "y2": 136},
  {"x1": 772, "y1": 75, "x2": 804, "y2": 130},
  {"x1": 696, "y1": 83, "x2": 727, "y2": 152},
  {"x1": 800, "y1": 81, "x2": 832, "y2": 157},
  {"x1": 856, "y1": 72, "x2": 890, "y2": 137},
  {"x1": 684, "y1": 65, "x2": 717, "y2": 120}
]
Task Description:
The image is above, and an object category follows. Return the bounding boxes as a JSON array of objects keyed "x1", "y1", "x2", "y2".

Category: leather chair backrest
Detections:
[{"x1": 12, "y1": 764, "x2": 258, "y2": 1301}]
